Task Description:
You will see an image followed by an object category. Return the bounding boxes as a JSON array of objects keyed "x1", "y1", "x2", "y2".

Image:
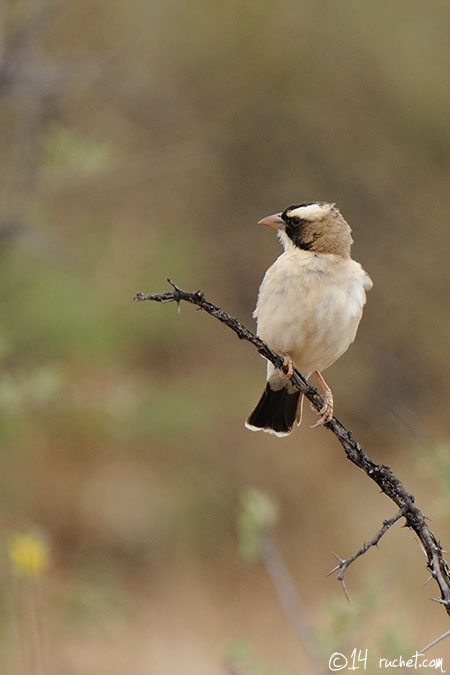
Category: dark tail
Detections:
[{"x1": 245, "y1": 384, "x2": 302, "y2": 437}]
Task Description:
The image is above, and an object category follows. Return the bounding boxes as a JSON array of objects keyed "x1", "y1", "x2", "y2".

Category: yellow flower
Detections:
[{"x1": 7, "y1": 532, "x2": 49, "y2": 577}]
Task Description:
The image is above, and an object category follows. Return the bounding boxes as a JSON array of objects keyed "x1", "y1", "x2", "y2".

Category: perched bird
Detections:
[{"x1": 245, "y1": 202, "x2": 372, "y2": 437}]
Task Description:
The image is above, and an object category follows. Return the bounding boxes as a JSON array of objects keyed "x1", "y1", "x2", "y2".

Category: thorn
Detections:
[
  {"x1": 327, "y1": 564, "x2": 340, "y2": 577},
  {"x1": 423, "y1": 575, "x2": 433, "y2": 586},
  {"x1": 431, "y1": 597, "x2": 448, "y2": 605},
  {"x1": 331, "y1": 552, "x2": 345, "y2": 563},
  {"x1": 416, "y1": 541, "x2": 427, "y2": 558},
  {"x1": 166, "y1": 278, "x2": 182, "y2": 311},
  {"x1": 340, "y1": 578, "x2": 350, "y2": 604}
]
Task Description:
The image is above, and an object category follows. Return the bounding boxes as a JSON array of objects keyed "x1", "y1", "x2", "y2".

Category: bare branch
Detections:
[
  {"x1": 134, "y1": 280, "x2": 450, "y2": 619},
  {"x1": 328, "y1": 508, "x2": 407, "y2": 601}
]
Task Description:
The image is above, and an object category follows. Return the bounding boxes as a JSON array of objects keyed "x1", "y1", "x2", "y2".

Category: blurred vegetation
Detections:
[
  {"x1": 237, "y1": 488, "x2": 280, "y2": 564},
  {"x1": 0, "y1": 0, "x2": 449, "y2": 672},
  {"x1": 225, "y1": 640, "x2": 294, "y2": 675}
]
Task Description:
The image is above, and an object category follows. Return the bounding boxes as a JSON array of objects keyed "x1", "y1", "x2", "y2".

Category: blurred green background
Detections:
[{"x1": 1, "y1": 0, "x2": 449, "y2": 672}]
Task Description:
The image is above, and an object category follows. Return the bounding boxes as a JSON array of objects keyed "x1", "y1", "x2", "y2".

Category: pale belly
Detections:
[{"x1": 254, "y1": 252, "x2": 368, "y2": 375}]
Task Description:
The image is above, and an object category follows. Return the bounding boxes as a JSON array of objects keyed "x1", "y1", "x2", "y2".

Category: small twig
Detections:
[
  {"x1": 419, "y1": 628, "x2": 450, "y2": 655},
  {"x1": 134, "y1": 281, "x2": 450, "y2": 619},
  {"x1": 328, "y1": 508, "x2": 407, "y2": 602}
]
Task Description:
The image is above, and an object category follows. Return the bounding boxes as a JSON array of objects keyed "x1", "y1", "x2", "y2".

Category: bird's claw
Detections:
[
  {"x1": 279, "y1": 356, "x2": 295, "y2": 380},
  {"x1": 310, "y1": 390, "x2": 334, "y2": 428}
]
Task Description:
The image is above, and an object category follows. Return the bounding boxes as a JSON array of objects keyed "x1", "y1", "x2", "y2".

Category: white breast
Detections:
[{"x1": 254, "y1": 249, "x2": 372, "y2": 376}]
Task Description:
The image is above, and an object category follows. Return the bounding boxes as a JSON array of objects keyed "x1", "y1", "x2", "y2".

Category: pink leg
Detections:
[
  {"x1": 310, "y1": 370, "x2": 334, "y2": 428},
  {"x1": 296, "y1": 393, "x2": 304, "y2": 426}
]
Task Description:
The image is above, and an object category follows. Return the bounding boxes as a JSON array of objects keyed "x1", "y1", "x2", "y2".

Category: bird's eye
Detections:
[{"x1": 290, "y1": 216, "x2": 301, "y2": 226}]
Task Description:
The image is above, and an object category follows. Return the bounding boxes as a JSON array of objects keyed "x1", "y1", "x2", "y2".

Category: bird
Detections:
[{"x1": 245, "y1": 201, "x2": 372, "y2": 437}]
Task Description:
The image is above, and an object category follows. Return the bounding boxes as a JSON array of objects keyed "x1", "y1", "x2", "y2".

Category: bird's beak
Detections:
[{"x1": 257, "y1": 213, "x2": 285, "y2": 230}]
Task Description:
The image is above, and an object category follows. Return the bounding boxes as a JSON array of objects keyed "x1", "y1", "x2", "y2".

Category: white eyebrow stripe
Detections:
[{"x1": 288, "y1": 203, "x2": 332, "y2": 220}]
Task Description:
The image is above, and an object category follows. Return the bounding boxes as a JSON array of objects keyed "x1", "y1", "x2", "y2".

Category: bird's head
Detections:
[{"x1": 258, "y1": 202, "x2": 353, "y2": 257}]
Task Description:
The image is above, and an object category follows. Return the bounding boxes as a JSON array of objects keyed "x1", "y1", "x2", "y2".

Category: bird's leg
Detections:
[
  {"x1": 296, "y1": 393, "x2": 304, "y2": 426},
  {"x1": 310, "y1": 370, "x2": 334, "y2": 428},
  {"x1": 279, "y1": 355, "x2": 295, "y2": 380}
]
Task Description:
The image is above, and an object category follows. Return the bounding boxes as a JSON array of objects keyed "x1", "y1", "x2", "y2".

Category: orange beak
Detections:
[{"x1": 257, "y1": 212, "x2": 285, "y2": 230}]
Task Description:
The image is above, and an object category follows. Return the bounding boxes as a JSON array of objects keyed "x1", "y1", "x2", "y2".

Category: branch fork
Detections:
[{"x1": 328, "y1": 508, "x2": 407, "y2": 602}]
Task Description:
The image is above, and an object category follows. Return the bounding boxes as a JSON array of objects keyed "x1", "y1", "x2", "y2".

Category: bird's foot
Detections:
[
  {"x1": 279, "y1": 356, "x2": 295, "y2": 380},
  {"x1": 311, "y1": 390, "x2": 334, "y2": 428},
  {"x1": 310, "y1": 370, "x2": 334, "y2": 428}
]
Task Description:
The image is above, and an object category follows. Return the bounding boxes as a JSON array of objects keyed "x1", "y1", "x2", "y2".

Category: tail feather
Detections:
[{"x1": 245, "y1": 384, "x2": 301, "y2": 437}]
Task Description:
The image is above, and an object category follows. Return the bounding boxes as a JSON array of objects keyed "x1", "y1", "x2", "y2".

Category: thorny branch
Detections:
[
  {"x1": 134, "y1": 280, "x2": 450, "y2": 624},
  {"x1": 328, "y1": 508, "x2": 407, "y2": 602}
]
